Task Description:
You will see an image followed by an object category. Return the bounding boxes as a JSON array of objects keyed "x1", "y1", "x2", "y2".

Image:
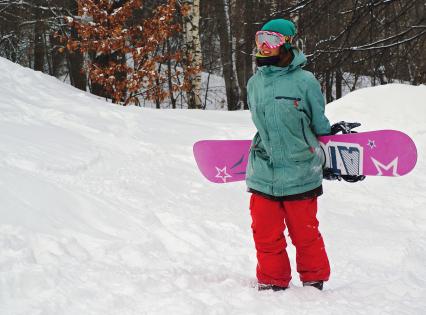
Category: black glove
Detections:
[
  {"x1": 330, "y1": 121, "x2": 361, "y2": 135},
  {"x1": 323, "y1": 167, "x2": 342, "y2": 181},
  {"x1": 323, "y1": 168, "x2": 366, "y2": 183}
]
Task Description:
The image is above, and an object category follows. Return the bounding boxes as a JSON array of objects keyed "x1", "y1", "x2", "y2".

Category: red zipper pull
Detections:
[{"x1": 294, "y1": 99, "x2": 299, "y2": 108}]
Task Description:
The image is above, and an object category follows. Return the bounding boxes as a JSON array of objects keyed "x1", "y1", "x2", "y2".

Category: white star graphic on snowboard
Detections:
[{"x1": 215, "y1": 166, "x2": 232, "y2": 182}]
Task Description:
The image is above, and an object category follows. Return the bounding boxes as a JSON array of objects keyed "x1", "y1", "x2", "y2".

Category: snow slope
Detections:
[{"x1": 0, "y1": 57, "x2": 425, "y2": 315}]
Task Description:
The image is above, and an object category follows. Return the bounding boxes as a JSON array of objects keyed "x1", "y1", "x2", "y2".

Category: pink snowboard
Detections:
[{"x1": 193, "y1": 130, "x2": 417, "y2": 183}]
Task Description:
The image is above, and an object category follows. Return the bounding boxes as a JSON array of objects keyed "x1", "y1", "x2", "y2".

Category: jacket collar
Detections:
[{"x1": 257, "y1": 50, "x2": 307, "y2": 76}]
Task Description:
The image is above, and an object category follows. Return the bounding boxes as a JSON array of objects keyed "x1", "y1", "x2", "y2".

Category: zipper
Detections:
[
  {"x1": 301, "y1": 119, "x2": 315, "y2": 153},
  {"x1": 275, "y1": 96, "x2": 302, "y2": 101}
]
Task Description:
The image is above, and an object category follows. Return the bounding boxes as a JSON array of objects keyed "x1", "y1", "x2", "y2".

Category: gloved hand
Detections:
[
  {"x1": 330, "y1": 121, "x2": 361, "y2": 135},
  {"x1": 323, "y1": 167, "x2": 342, "y2": 181},
  {"x1": 323, "y1": 168, "x2": 366, "y2": 183}
]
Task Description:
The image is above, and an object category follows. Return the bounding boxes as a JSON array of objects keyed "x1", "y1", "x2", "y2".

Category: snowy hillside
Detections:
[{"x1": 0, "y1": 57, "x2": 425, "y2": 315}]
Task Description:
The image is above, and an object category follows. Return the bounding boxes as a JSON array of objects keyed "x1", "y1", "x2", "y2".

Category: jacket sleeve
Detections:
[{"x1": 306, "y1": 77, "x2": 331, "y2": 136}]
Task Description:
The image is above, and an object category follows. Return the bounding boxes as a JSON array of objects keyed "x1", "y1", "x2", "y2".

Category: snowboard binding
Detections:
[
  {"x1": 330, "y1": 121, "x2": 361, "y2": 135},
  {"x1": 324, "y1": 121, "x2": 366, "y2": 183}
]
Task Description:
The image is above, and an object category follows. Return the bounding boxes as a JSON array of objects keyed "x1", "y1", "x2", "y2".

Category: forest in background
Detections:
[{"x1": 0, "y1": 0, "x2": 425, "y2": 109}]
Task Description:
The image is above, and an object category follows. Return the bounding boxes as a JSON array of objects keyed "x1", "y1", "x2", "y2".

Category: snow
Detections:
[{"x1": 0, "y1": 56, "x2": 425, "y2": 314}]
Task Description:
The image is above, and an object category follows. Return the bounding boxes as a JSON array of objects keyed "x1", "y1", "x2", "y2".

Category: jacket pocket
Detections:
[
  {"x1": 284, "y1": 118, "x2": 314, "y2": 162},
  {"x1": 275, "y1": 96, "x2": 309, "y2": 116},
  {"x1": 251, "y1": 132, "x2": 269, "y2": 160},
  {"x1": 247, "y1": 133, "x2": 274, "y2": 186}
]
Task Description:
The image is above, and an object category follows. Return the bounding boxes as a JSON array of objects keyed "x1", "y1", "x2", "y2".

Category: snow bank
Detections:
[{"x1": 0, "y1": 57, "x2": 425, "y2": 314}]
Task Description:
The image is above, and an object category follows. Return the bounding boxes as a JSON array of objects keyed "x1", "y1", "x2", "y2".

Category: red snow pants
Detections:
[{"x1": 249, "y1": 193, "x2": 330, "y2": 287}]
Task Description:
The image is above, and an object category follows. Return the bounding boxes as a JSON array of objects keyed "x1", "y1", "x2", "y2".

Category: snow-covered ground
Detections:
[{"x1": 0, "y1": 57, "x2": 425, "y2": 314}]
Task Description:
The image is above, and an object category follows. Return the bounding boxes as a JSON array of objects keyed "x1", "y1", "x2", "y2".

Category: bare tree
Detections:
[
  {"x1": 182, "y1": 0, "x2": 203, "y2": 109},
  {"x1": 213, "y1": 0, "x2": 240, "y2": 110},
  {"x1": 233, "y1": 0, "x2": 259, "y2": 110}
]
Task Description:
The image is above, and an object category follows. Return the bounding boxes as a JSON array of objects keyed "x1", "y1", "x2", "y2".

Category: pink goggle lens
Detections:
[{"x1": 256, "y1": 31, "x2": 285, "y2": 49}]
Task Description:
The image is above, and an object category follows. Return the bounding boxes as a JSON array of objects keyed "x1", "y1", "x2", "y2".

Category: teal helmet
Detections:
[{"x1": 261, "y1": 18, "x2": 296, "y2": 50}]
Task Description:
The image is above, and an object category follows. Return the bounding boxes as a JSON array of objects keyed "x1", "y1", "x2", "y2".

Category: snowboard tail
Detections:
[{"x1": 193, "y1": 130, "x2": 417, "y2": 183}]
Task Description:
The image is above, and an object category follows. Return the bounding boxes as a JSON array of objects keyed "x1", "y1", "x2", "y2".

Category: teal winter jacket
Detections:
[{"x1": 246, "y1": 50, "x2": 331, "y2": 197}]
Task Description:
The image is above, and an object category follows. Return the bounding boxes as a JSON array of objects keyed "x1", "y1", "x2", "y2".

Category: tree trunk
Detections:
[
  {"x1": 33, "y1": 6, "x2": 45, "y2": 72},
  {"x1": 335, "y1": 70, "x2": 342, "y2": 100},
  {"x1": 67, "y1": 1, "x2": 86, "y2": 91},
  {"x1": 68, "y1": 26, "x2": 87, "y2": 91},
  {"x1": 167, "y1": 41, "x2": 177, "y2": 109},
  {"x1": 214, "y1": 0, "x2": 240, "y2": 110},
  {"x1": 235, "y1": 0, "x2": 255, "y2": 110},
  {"x1": 182, "y1": 0, "x2": 203, "y2": 109},
  {"x1": 325, "y1": 70, "x2": 333, "y2": 103},
  {"x1": 50, "y1": 33, "x2": 63, "y2": 78}
]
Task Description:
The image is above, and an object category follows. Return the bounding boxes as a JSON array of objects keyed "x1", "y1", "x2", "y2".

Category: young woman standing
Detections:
[{"x1": 246, "y1": 18, "x2": 331, "y2": 291}]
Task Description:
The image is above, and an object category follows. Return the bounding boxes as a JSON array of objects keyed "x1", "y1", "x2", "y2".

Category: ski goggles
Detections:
[{"x1": 255, "y1": 31, "x2": 292, "y2": 49}]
